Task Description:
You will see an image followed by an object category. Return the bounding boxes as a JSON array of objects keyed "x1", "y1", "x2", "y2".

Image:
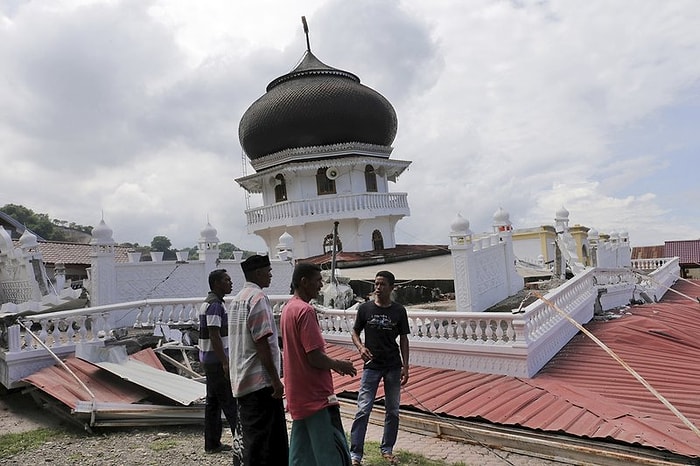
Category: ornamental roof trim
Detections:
[{"x1": 248, "y1": 141, "x2": 394, "y2": 171}]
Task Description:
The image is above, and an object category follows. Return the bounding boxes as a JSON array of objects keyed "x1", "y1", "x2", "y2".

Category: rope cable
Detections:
[{"x1": 530, "y1": 290, "x2": 700, "y2": 439}]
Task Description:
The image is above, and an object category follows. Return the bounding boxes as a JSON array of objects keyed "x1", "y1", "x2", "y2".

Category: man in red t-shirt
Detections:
[{"x1": 281, "y1": 263, "x2": 357, "y2": 465}]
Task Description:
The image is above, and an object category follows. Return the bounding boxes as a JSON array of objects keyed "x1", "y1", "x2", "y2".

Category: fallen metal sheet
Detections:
[
  {"x1": 76, "y1": 343, "x2": 206, "y2": 406},
  {"x1": 89, "y1": 359, "x2": 205, "y2": 406}
]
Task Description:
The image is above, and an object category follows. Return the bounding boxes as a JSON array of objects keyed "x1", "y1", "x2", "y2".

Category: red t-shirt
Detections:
[{"x1": 281, "y1": 295, "x2": 336, "y2": 420}]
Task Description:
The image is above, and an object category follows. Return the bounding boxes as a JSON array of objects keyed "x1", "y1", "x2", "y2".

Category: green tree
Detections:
[
  {"x1": 219, "y1": 242, "x2": 241, "y2": 260},
  {"x1": 151, "y1": 235, "x2": 176, "y2": 260},
  {"x1": 150, "y1": 236, "x2": 172, "y2": 252},
  {"x1": 1, "y1": 204, "x2": 66, "y2": 241}
]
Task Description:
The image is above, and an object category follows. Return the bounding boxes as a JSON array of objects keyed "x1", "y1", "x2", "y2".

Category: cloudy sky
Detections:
[{"x1": 1, "y1": 0, "x2": 699, "y2": 252}]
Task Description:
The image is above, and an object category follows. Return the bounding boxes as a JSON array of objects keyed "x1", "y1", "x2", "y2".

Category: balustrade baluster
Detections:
[
  {"x1": 453, "y1": 320, "x2": 462, "y2": 340},
  {"x1": 495, "y1": 320, "x2": 504, "y2": 344},
  {"x1": 484, "y1": 320, "x2": 495, "y2": 343},
  {"x1": 38, "y1": 320, "x2": 49, "y2": 348},
  {"x1": 464, "y1": 320, "x2": 474, "y2": 342},
  {"x1": 506, "y1": 320, "x2": 516, "y2": 342},
  {"x1": 78, "y1": 316, "x2": 88, "y2": 342},
  {"x1": 51, "y1": 319, "x2": 61, "y2": 347},
  {"x1": 66, "y1": 318, "x2": 75, "y2": 344},
  {"x1": 144, "y1": 305, "x2": 154, "y2": 327},
  {"x1": 102, "y1": 312, "x2": 113, "y2": 339},
  {"x1": 133, "y1": 307, "x2": 144, "y2": 328}
]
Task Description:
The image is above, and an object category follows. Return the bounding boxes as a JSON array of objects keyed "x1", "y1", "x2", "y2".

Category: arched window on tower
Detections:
[
  {"x1": 372, "y1": 229, "x2": 384, "y2": 250},
  {"x1": 274, "y1": 174, "x2": 287, "y2": 202},
  {"x1": 365, "y1": 165, "x2": 377, "y2": 192},
  {"x1": 316, "y1": 168, "x2": 336, "y2": 195},
  {"x1": 323, "y1": 233, "x2": 343, "y2": 254}
]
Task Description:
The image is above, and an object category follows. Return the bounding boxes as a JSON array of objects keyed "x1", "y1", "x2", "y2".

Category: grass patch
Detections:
[
  {"x1": 0, "y1": 428, "x2": 66, "y2": 459},
  {"x1": 359, "y1": 439, "x2": 469, "y2": 466},
  {"x1": 148, "y1": 438, "x2": 178, "y2": 451}
]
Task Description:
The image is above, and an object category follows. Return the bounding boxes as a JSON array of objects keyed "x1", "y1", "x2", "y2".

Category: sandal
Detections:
[{"x1": 382, "y1": 452, "x2": 399, "y2": 465}]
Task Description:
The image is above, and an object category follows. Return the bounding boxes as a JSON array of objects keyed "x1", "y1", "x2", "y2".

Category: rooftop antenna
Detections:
[{"x1": 301, "y1": 16, "x2": 311, "y2": 52}]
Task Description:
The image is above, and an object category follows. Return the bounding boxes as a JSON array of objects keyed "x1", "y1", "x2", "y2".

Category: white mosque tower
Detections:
[{"x1": 236, "y1": 19, "x2": 411, "y2": 259}]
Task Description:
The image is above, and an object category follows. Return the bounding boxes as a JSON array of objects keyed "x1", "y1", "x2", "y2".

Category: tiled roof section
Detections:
[
  {"x1": 302, "y1": 244, "x2": 450, "y2": 268},
  {"x1": 12, "y1": 240, "x2": 131, "y2": 264},
  {"x1": 664, "y1": 240, "x2": 700, "y2": 265},
  {"x1": 631, "y1": 245, "x2": 664, "y2": 260},
  {"x1": 328, "y1": 279, "x2": 700, "y2": 458}
]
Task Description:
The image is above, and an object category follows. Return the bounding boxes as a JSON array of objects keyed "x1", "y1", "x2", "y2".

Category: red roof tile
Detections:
[
  {"x1": 328, "y1": 279, "x2": 700, "y2": 458},
  {"x1": 665, "y1": 240, "x2": 700, "y2": 265},
  {"x1": 13, "y1": 240, "x2": 131, "y2": 264}
]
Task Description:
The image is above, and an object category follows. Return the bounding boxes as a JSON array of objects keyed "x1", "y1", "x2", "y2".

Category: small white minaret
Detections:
[
  {"x1": 198, "y1": 222, "x2": 221, "y2": 284},
  {"x1": 17, "y1": 229, "x2": 46, "y2": 301},
  {"x1": 449, "y1": 213, "x2": 474, "y2": 312},
  {"x1": 89, "y1": 218, "x2": 116, "y2": 306}
]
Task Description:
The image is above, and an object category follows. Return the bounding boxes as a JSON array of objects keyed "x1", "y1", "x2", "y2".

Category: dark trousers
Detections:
[
  {"x1": 203, "y1": 363, "x2": 238, "y2": 451},
  {"x1": 238, "y1": 386, "x2": 289, "y2": 465}
]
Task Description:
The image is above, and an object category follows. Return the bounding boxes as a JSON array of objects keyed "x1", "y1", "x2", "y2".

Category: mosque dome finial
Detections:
[{"x1": 238, "y1": 19, "x2": 397, "y2": 162}]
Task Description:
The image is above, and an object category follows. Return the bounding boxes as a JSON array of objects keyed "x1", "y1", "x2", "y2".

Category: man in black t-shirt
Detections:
[{"x1": 349, "y1": 271, "x2": 409, "y2": 466}]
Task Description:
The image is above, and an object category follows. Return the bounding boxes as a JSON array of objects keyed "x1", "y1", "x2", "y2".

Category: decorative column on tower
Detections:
[
  {"x1": 618, "y1": 231, "x2": 631, "y2": 267},
  {"x1": 449, "y1": 214, "x2": 475, "y2": 313},
  {"x1": 17, "y1": 230, "x2": 45, "y2": 301},
  {"x1": 198, "y1": 222, "x2": 221, "y2": 282},
  {"x1": 587, "y1": 227, "x2": 599, "y2": 267},
  {"x1": 89, "y1": 219, "x2": 116, "y2": 306},
  {"x1": 492, "y1": 207, "x2": 523, "y2": 295}
]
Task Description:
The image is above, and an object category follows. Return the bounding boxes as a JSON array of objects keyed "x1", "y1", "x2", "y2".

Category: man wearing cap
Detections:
[{"x1": 229, "y1": 254, "x2": 288, "y2": 465}]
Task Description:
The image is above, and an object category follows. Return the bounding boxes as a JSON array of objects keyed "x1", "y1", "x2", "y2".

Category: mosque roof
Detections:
[
  {"x1": 328, "y1": 279, "x2": 700, "y2": 459},
  {"x1": 238, "y1": 50, "x2": 397, "y2": 163}
]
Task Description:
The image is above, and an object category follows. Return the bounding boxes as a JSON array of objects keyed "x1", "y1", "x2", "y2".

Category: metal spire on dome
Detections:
[{"x1": 301, "y1": 16, "x2": 311, "y2": 52}]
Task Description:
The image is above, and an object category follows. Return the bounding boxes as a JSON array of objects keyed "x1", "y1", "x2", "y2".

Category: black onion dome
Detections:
[{"x1": 239, "y1": 51, "x2": 398, "y2": 160}]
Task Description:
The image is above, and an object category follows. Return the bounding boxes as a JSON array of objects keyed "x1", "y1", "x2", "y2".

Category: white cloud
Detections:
[{"x1": 1, "y1": 0, "x2": 699, "y2": 252}]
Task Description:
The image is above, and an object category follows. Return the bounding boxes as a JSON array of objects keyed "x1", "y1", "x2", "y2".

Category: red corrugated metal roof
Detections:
[
  {"x1": 631, "y1": 245, "x2": 665, "y2": 260},
  {"x1": 328, "y1": 279, "x2": 700, "y2": 458},
  {"x1": 302, "y1": 244, "x2": 450, "y2": 267},
  {"x1": 23, "y1": 348, "x2": 163, "y2": 409},
  {"x1": 23, "y1": 357, "x2": 149, "y2": 409},
  {"x1": 665, "y1": 240, "x2": 700, "y2": 265}
]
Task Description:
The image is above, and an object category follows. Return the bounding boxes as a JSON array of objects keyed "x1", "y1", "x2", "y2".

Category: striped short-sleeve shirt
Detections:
[{"x1": 198, "y1": 291, "x2": 230, "y2": 365}]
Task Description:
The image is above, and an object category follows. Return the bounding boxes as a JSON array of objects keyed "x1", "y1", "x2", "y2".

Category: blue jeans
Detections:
[{"x1": 350, "y1": 367, "x2": 402, "y2": 461}]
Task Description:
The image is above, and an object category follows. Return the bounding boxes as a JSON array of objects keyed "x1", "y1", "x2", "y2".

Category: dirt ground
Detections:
[{"x1": 0, "y1": 388, "x2": 66, "y2": 434}]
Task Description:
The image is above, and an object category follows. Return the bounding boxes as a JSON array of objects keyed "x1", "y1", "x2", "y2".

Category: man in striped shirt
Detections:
[
  {"x1": 198, "y1": 268, "x2": 238, "y2": 454},
  {"x1": 229, "y1": 254, "x2": 288, "y2": 465}
]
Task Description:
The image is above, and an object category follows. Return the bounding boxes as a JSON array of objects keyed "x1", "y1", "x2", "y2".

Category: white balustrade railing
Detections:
[
  {"x1": 246, "y1": 192, "x2": 409, "y2": 226},
  {"x1": 0, "y1": 262, "x2": 681, "y2": 386},
  {"x1": 3, "y1": 296, "x2": 292, "y2": 354},
  {"x1": 631, "y1": 257, "x2": 675, "y2": 271}
]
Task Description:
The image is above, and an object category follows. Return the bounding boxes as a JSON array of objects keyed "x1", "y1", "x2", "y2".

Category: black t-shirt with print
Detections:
[{"x1": 353, "y1": 301, "x2": 409, "y2": 370}]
